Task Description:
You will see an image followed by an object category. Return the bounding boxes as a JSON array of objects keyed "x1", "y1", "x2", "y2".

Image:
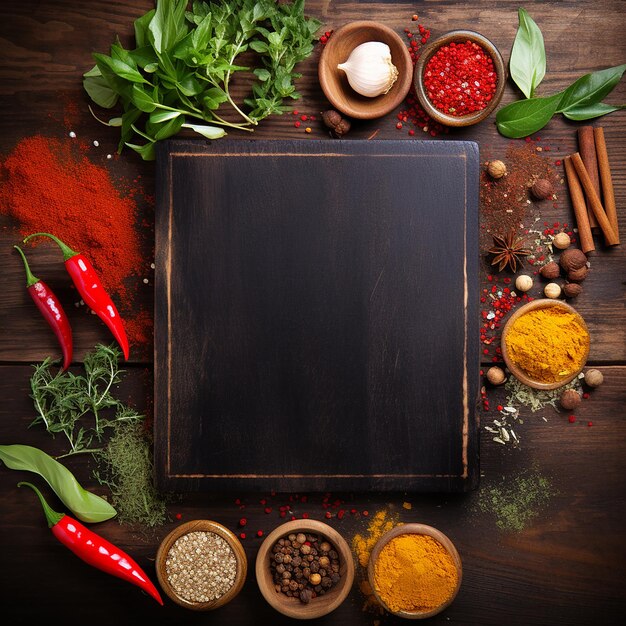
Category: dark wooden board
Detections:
[{"x1": 155, "y1": 139, "x2": 480, "y2": 492}]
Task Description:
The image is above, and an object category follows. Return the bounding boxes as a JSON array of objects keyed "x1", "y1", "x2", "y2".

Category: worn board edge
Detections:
[{"x1": 154, "y1": 139, "x2": 481, "y2": 493}]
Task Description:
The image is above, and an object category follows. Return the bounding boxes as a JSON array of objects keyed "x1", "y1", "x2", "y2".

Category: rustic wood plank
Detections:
[{"x1": 0, "y1": 363, "x2": 624, "y2": 622}]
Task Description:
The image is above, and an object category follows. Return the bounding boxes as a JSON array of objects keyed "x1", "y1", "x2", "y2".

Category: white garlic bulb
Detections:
[{"x1": 337, "y1": 41, "x2": 399, "y2": 98}]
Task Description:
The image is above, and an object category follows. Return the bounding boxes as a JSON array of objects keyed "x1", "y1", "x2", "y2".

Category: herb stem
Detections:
[{"x1": 56, "y1": 448, "x2": 104, "y2": 460}]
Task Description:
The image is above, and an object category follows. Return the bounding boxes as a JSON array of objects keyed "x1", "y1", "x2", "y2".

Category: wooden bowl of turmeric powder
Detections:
[
  {"x1": 367, "y1": 523, "x2": 462, "y2": 619},
  {"x1": 501, "y1": 299, "x2": 590, "y2": 390}
]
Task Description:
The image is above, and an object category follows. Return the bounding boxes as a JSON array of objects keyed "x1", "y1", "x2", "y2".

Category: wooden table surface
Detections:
[{"x1": 0, "y1": 1, "x2": 624, "y2": 624}]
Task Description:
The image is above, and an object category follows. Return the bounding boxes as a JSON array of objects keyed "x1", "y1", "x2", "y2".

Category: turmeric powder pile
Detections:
[
  {"x1": 373, "y1": 533, "x2": 458, "y2": 613},
  {"x1": 504, "y1": 305, "x2": 589, "y2": 384}
]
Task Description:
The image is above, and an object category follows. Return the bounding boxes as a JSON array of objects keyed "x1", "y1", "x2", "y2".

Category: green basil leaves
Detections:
[
  {"x1": 83, "y1": 0, "x2": 321, "y2": 160},
  {"x1": 509, "y1": 8, "x2": 545, "y2": 99},
  {"x1": 0, "y1": 444, "x2": 116, "y2": 523},
  {"x1": 497, "y1": 8, "x2": 625, "y2": 138}
]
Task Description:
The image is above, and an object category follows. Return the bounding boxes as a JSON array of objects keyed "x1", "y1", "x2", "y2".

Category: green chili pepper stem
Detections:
[
  {"x1": 13, "y1": 245, "x2": 40, "y2": 288},
  {"x1": 23, "y1": 232, "x2": 78, "y2": 261},
  {"x1": 18, "y1": 481, "x2": 64, "y2": 528}
]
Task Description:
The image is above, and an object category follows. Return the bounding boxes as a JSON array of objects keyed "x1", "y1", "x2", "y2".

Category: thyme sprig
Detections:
[{"x1": 29, "y1": 344, "x2": 142, "y2": 458}]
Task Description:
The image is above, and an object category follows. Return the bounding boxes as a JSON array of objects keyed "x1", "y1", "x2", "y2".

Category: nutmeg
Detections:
[
  {"x1": 563, "y1": 282, "x2": 583, "y2": 298},
  {"x1": 515, "y1": 274, "x2": 533, "y2": 292},
  {"x1": 530, "y1": 178, "x2": 553, "y2": 200},
  {"x1": 584, "y1": 368, "x2": 604, "y2": 388},
  {"x1": 559, "y1": 248, "x2": 587, "y2": 272},
  {"x1": 486, "y1": 366, "x2": 506, "y2": 386},
  {"x1": 544, "y1": 282, "x2": 562, "y2": 299},
  {"x1": 552, "y1": 232, "x2": 571, "y2": 250},
  {"x1": 567, "y1": 266, "x2": 589, "y2": 282},
  {"x1": 560, "y1": 389, "x2": 581, "y2": 410},
  {"x1": 540, "y1": 261, "x2": 560, "y2": 279},
  {"x1": 487, "y1": 160, "x2": 507, "y2": 179}
]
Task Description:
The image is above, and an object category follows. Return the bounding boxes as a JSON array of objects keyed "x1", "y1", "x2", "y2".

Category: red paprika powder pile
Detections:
[{"x1": 0, "y1": 135, "x2": 151, "y2": 348}]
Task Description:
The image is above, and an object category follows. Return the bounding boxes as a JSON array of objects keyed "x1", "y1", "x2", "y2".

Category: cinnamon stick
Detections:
[
  {"x1": 593, "y1": 127, "x2": 620, "y2": 245},
  {"x1": 564, "y1": 157, "x2": 595, "y2": 253},
  {"x1": 570, "y1": 152, "x2": 619, "y2": 246},
  {"x1": 577, "y1": 126, "x2": 600, "y2": 228}
]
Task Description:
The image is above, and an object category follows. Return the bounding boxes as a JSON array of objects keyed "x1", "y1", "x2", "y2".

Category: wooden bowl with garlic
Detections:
[{"x1": 318, "y1": 21, "x2": 412, "y2": 120}]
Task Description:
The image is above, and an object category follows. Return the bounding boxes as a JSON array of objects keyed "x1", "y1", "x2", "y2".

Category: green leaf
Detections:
[
  {"x1": 149, "y1": 0, "x2": 188, "y2": 53},
  {"x1": 108, "y1": 117, "x2": 123, "y2": 127},
  {"x1": 93, "y1": 53, "x2": 149, "y2": 84},
  {"x1": 125, "y1": 141, "x2": 157, "y2": 161},
  {"x1": 83, "y1": 64, "x2": 101, "y2": 78},
  {"x1": 249, "y1": 40, "x2": 269, "y2": 54},
  {"x1": 0, "y1": 444, "x2": 116, "y2": 523},
  {"x1": 510, "y1": 8, "x2": 546, "y2": 99},
  {"x1": 144, "y1": 62, "x2": 159, "y2": 73},
  {"x1": 153, "y1": 115, "x2": 185, "y2": 140},
  {"x1": 562, "y1": 102, "x2": 626, "y2": 121},
  {"x1": 253, "y1": 67, "x2": 271, "y2": 82},
  {"x1": 129, "y1": 45, "x2": 159, "y2": 69},
  {"x1": 130, "y1": 84, "x2": 157, "y2": 112},
  {"x1": 181, "y1": 122, "x2": 226, "y2": 139},
  {"x1": 149, "y1": 109, "x2": 181, "y2": 123},
  {"x1": 83, "y1": 75, "x2": 119, "y2": 108},
  {"x1": 134, "y1": 8, "x2": 155, "y2": 48},
  {"x1": 496, "y1": 92, "x2": 562, "y2": 138},
  {"x1": 556, "y1": 64, "x2": 626, "y2": 114},
  {"x1": 191, "y1": 12, "x2": 212, "y2": 50},
  {"x1": 177, "y1": 75, "x2": 203, "y2": 96}
]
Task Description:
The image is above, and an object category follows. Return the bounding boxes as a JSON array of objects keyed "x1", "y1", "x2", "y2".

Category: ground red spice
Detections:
[{"x1": 0, "y1": 135, "x2": 150, "y2": 349}]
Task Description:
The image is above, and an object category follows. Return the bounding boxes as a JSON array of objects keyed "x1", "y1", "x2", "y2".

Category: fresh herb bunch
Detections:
[
  {"x1": 496, "y1": 8, "x2": 625, "y2": 138},
  {"x1": 30, "y1": 344, "x2": 141, "y2": 457},
  {"x1": 83, "y1": 0, "x2": 321, "y2": 160},
  {"x1": 30, "y1": 344, "x2": 167, "y2": 526}
]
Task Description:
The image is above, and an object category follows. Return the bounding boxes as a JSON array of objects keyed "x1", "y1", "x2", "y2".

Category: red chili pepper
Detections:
[
  {"x1": 14, "y1": 246, "x2": 72, "y2": 371},
  {"x1": 23, "y1": 233, "x2": 129, "y2": 360},
  {"x1": 19, "y1": 481, "x2": 162, "y2": 605}
]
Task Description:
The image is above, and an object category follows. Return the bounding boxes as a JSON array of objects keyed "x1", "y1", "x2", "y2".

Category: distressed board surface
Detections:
[{"x1": 155, "y1": 139, "x2": 479, "y2": 492}]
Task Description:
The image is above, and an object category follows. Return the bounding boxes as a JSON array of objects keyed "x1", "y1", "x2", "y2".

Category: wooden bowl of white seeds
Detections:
[{"x1": 156, "y1": 519, "x2": 247, "y2": 610}]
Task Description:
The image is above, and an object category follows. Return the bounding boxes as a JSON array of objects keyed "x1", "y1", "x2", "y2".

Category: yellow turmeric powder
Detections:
[
  {"x1": 504, "y1": 305, "x2": 589, "y2": 383},
  {"x1": 373, "y1": 534, "x2": 458, "y2": 613}
]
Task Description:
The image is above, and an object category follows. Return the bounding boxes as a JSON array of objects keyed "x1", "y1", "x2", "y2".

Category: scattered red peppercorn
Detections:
[
  {"x1": 240, "y1": 532, "x2": 246, "y2": 539},
  {"x1": 294, "y1": 121, "x2": 301, "y2": 128},
  {"x1": 175, "y1": 512, "x2": 182, "y2": 520},
  {"x1": 264, "y1": 507, "x2": 272, "y2": 514},
  {"x1": 239, "y1": 517, "x2": 247, "y2": 527},
  {"x1": 568, "y1": 415, "x2": 576, "y2": 423},
  {"x1": 587, "y1": 421, "x2": 593, "y2": 427},
  {"x1": 325, "y1": 511, "x2": 332, "y2": 519},
  {"x1": 257, "y1": 530, "x2": 264, "y2": 538}
]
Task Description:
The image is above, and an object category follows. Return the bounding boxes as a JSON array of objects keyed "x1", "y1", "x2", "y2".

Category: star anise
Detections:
[{"x1": 488, "y1": 231, "x2": 531, "y2": 273}]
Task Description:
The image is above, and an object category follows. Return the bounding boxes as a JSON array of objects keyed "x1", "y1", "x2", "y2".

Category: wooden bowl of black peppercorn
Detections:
[{"x1": 255, "y1": 519, "x2": 355, "y2": 619}]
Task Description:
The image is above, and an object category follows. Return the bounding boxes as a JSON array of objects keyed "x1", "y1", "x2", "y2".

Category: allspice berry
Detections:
[
  {"x1": 531, "y1": 178, "x2": 553, "y2": 200},
  {"x1": 486, "y1": 366, "x2": 506, "y2": 386},
  {"x1": 568, "y1": 266, "x2": 589, "y2": 282},
  {"x1": 559, "y1": 248, "x2": 587, "y2": 272},
  {"x1": 544, "y1": 282, "x2": 562, "y2": 299},
  {"x1": 540, "y1": 261, "x2": 560, "y2": 279},
  {"x1": 321, "y1": 110, "x2": 351, "y2": 137},
  {"x1": 560, "y1": 389, "x2": 581, "y2": 410},
  {"x1": 563, "y1": 282, "x2": 583, "y2": 298},
  {"x1": 487, "y1": 160, "x2": 507, "y2": 179},
  {"x1": 515, "y1": 274, "x2": 533, "y2": 292},
  {"x1": 584, "y1": 369, "x2": 604, "y2": 388},
  {"x1": 552, "y1": 232, "x2": 571, "y2": 249}
]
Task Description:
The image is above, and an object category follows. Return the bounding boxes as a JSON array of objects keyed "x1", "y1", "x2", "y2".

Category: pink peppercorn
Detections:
[{"x1": 423, "y1": 40, "x2": 497, "y2": 117}]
